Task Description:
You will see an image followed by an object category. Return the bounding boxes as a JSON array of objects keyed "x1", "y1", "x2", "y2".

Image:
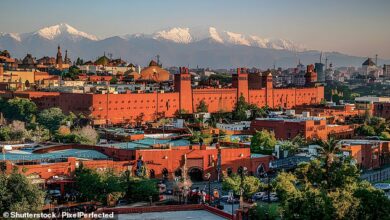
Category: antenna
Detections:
[
  {"x1": 156, "y1": 54, "x2": 160, "y2": 66},
  {"x1": 320, "y1": 51, "x2": 323, "y2": 63},
  {"x1": 375, "y1": 54, "x2": 378, "y2": 66},
  {"x1": 325, "y1": 57, "x2": 328, "y2": 69}
]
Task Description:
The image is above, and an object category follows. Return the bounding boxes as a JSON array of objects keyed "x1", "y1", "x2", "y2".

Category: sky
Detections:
[{"x1": 1, "y1": 0, "x2": 390, "y2": 58}]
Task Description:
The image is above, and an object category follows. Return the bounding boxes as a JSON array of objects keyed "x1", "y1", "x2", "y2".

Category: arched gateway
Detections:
[{"x1": 188, "y1": 167, "x2": 204, "y2": 182}]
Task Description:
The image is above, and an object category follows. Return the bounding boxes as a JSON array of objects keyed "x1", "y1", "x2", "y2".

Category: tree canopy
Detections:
[
  {"x1": 37, "y1": 107, "x2": 66, "y2": 131},
  {"x1": 0, "y1": 171, "x2": 45, "y2": 213},
  {"x1": 0, "y1": 98, "x2": 37, "y2": 122},
  {"x1": 250, "y1": 129, "x2": 277, "y2": 153},
  {"x1": 196, "y1": 100, "x2": 209, "y2": 113},
  {"x1": 232, "y1": 95, "x2": 249, "y2": 121},
  {"x1": 274, "y1": 138, "x2": 390, "y2": 219}
]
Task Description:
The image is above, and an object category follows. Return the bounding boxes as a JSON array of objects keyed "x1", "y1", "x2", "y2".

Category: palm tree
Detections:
[{"x1": 317, "y1": 136, "x2": 341, "y2": 167}]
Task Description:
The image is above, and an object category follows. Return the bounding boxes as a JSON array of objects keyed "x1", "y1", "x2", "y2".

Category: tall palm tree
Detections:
[
  {"x1": 317, "y1": 136, "x2": 341, "y2": 189},
  {"x1": 317, "y1": 136, "x2": 341, "y2": 168}
]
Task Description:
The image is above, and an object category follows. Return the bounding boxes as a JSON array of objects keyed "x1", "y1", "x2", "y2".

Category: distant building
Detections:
[
  {"x1": 383, "y1": 64, "x2": 390, "y2": 78},
  {"x1": 216, "y1": 121, "x2": 251, "y2": 133},
  {"x1": 361, "y1": 58, "x2": 382, "y2": 78},
  {"x1": 250, "y1": 114, "x2": 354, "y2": 140},
  {"x1": 340, "y1": 139, "x2": 390, "y2": 170},
  {"x1": 315, "y1": 62, "x2": 325, "y2": 82}
]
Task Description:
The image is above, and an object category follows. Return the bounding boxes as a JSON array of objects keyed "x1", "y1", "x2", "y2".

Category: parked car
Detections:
[
  {"x1": 252, "y1": 192, "x2": 266, "y2": 201},
  {"x1": 374, "y1": 183, "x2": 390, "y2": 192},
  {"x1": 117, "y1": 199, "x2": 128, "y2": 206},
  {"x1": 219, "y1": 195, "x2": 230, "y2": 203}
]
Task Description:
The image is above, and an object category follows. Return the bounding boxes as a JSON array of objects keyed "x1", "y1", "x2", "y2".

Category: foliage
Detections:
[
  {"x1": 232, "y1": 95, "x2": 249, "y2": 121},
  {"x1": 250, "y1": 203, "x2": 281, "y2": 220},
  {"x1": 196, "y1": 100, "x2": 209, "y2": 113},
  {"x1": 110, "y1": 76, "x2": 118, "y2": 84},
  {"x1": 0, "y1": 121, "x2": 29, "y2": 142},
  {"x1": 63, "y1": 65, "x2": 81, "y2": 79},
  {"x1": 28, "y1": 125, "x2": 50, "y2": 142},
  {"x1": 37, "y1": 107, "x2": 66, "y2": 132},
  {"x1": 75, "y1": 167, "x2": 125, "y2": 204},
  {"x1": 274, "y1": 138, "x2": 390, "y2": 219},
  {"x1": 222, "y1": 174, "x2": 241, "y2": 195},
  {"x1": 250, "y1": 130, "x2": 277, "y2": 153},
  {"x1": 188, "y1": 130, "x2": 211, "y2": 144},
  {"x1": 355, "y1": 124, "x2": 376, "y2": 136},
  {"x1": 125, "y1": 177, "x2": 159, "y2": 202},
  {"x1": 0, "y1": 171, "x2": 45, "y2": 213},
  {"x1": 278, "y1": 140, "x2": 299, "y2": 155},
  {"x1": 72, "y1": 125, "x2": 99, "y2": 145},
  {"x1": 0, "y1": 98, "x2": 37, "y2": 122},
  {"x1": 222, "y1": 174, "x2": 264, "y2": 199},
  {"x1": 248, "y1": 104, "x2": 267, "y2": 120},
  {"x1": 380, "y1": 131, "x2": 390, "y2": 140},
  {"x1": 75, "y1": 57, "x2": 84, "y2": 65}
]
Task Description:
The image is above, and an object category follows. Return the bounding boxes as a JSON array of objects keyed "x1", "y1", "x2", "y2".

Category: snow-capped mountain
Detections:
[
  {"x1": 137, "y1": 27, "x2": 305, "y2": 52},
  {"x1": 1, "y1": 23, "x2": 386, "y2": 68},
  {"x1": 32, "y1": 23, "x2": 99, "y2": 41},
  {"x1": 0, "y1": 32, "x2": 22, "y2": 41},
  {"x1": 1, "y1": 23, "x2": 99, "y2": 42}
]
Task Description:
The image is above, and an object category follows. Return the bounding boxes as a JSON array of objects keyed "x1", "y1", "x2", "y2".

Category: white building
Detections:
[{"x1": 216, "y1": 121, "x2": 251, "y2": 132}]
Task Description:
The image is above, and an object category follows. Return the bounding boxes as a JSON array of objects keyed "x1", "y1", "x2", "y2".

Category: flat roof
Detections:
[
  {"x1": 355, "y1": 96, "x2": 390, "y2": 103},
  {"x1": 118, "y1": 210, "x2": 227, "y2": 220},
  {"x1": 2, "y1": 149, "x2": 108, "y2": 161},
  {"x1": 254, "y1": 116, "x2": 324, "y2": 122}
]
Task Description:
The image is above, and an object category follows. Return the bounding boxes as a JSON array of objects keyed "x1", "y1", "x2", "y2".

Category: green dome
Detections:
[{"x1": 95, "y1": 55, "x2": 110, "y2": 66}]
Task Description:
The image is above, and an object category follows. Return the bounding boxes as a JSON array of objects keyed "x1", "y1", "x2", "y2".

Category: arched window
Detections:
[
  {"x1": 149, "y1": 169, "x2": 155, "y2": 178},
  {"x1": 174, "y1": 169, "x2": 182, "y2": 177},
  {"x1": 162, "y1": 168, "x2": 168, "y2": 180},
  {"x1": 226, "y1": 167, "x2": 233, "y2": 176},
  {"x1": 256, "y1": 164, "x2": 266, "y2": 177}
]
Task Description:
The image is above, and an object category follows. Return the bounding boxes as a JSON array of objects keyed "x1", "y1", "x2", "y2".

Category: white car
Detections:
[{"x1": 374, "y1": 183, "x2": 390, "y2": 191}]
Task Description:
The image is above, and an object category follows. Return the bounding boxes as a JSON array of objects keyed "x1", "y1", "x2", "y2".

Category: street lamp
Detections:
[
  {"x1": 228, "y1": 190, "x2": 234, "y2": 219},
  {"x1": 204, "y1": 172, "x2": 211, "y2": 205}
]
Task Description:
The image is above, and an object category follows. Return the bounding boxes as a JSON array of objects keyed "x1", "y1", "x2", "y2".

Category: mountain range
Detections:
[{"x1": 0, "y1": 23, "x2": 388, "y2": 68}]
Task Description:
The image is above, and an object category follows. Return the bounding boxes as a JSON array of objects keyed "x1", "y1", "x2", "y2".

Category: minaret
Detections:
[
  {"x1": 65, "y1": 50, "x2": 68, "y2": 64},
  {"x1": 56, "y1": 45, "x2": 63, "y2": 70}
]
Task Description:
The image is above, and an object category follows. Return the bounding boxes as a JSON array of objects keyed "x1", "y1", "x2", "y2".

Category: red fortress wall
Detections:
[{"x1": 2, "y1": 67, "x2": 324, "y2": 124}]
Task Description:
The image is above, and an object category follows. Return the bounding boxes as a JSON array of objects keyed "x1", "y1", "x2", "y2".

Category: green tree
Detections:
[
  {"x1": 75, "y1": 57, "x2": 84, "y2": 65},
  {"x1": 125, "y1": 177, "x2": 159, "y2": 202},
  {"x1": 317, "y1": 137, "x2": 341, "y2": 168},
  {"x1": 275, "y1": 155, "x2": 390, "y2": 219},
  {"x1": 110, "y1": 76, "x2": 118, "y2": 84},
  {"x1": 279, "y1": 140, "x2": 299, "y2": 155},
  {"x1": 72, "y1": 125, "x2": 99, "y2": 145},
  {"x1": 222, "y1": 174, "x2": 264, "y2": 199},
  {"x1": 0, "y1": 171, "x2": 45, "y2": 213},
  {"x1": 0, "y1": 98, "x2": 37, "y2": 122},
  {"x1": 74, "y1": 167, "x2": 125, "y2": 204},
  {"x1": 37, "y1": 107, "x2": 66, "y2": 132},
  {"x1": 196, "y1": 100, "x2": 208, "y2": 113},
  {"x1": 248, "y1": 104, "x2": 267, "y2": 120},
  {"x1": 355, "y1": 124, "x2": 376, "y2": 136},
  {"x1": 380, "y1": 131, "x2": 390, "y2": 140},
  {"x1": 232, "y1": 95, "x2": 249, "y2": 121},
  {"x1": 250, "y1": 130, "x2": 277, "y2": 153},
  {"x1": 0, "y1": 126, "x2": 11, "y2": 141},
  {"x1": 63, "y1": 65, "x2": 81, "y2": 79},
  {"x1": 354, "y1": 181, "x2": 390, "y2": 219}
]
